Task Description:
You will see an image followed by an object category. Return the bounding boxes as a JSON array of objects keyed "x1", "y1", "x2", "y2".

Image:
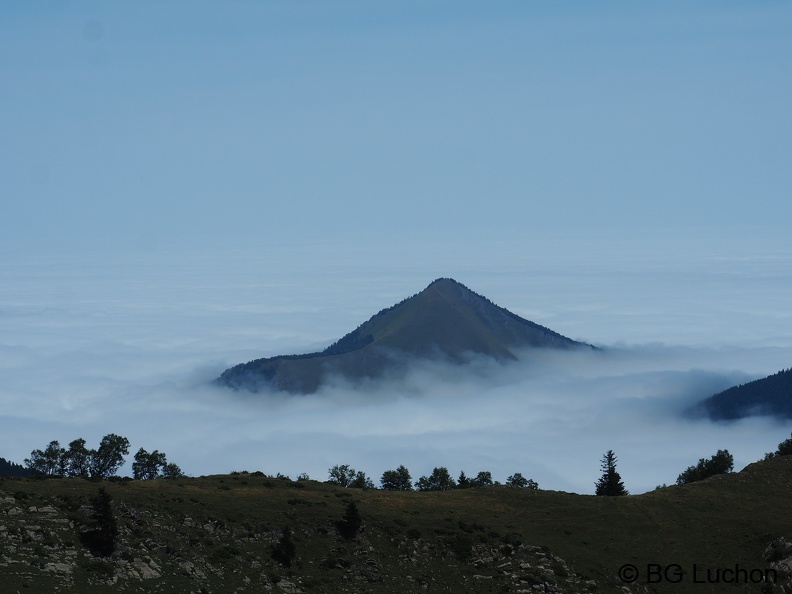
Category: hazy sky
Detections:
[
  {"x1": 2, "y1": 2, "x2": 792, "y2": 493},
  {"x1": 3, "y1": 1, "x2": 791, "y2": 252}
]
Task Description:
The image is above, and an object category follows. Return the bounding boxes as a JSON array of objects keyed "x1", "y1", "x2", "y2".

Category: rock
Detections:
[
  {"x1": 277, "y1": 579, "x2": 302, "y2": 593},
  {"x1": 44, "y1": 562, "x2": 73, "y2": 573},
  {"x1": 131, "y1": 560, "x2": 161, "y2": 579}
]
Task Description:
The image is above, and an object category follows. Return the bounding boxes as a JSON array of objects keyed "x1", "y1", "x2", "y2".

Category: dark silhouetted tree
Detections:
[
  {"x1": 80, "y1": 488, "x2": 118, "y2": 557},
  {"x1": 26, "y1": 435, "x2": 131, "y2": 479},
  {"x1": 676, "y1": 449, "x2": 734, "y2": 485},
  {"x1": 25, "y1": 440, "x2": 65, "y2": 476},
  {"x1": 349, "y1": 470, "x2": 375, "y2": 490},
  {"x1": 506, "y1": 473, "x2": 538, "y2": 489},
  {"x1": 472, "y1": 471, "x2": 493, "y2": 487},
  {"x1": 415, "y1": 467, "x2": 456, "y2": 491},
  {"x1": 0, "y1": 457, "x2": 29, "y2": 477},
  {"x1": 64, "y1": 439, "x2": 91, "y2": 478},
  {"x1": 595, "y1": 450, "x2": 628, "y2": 496},
  {"x1": 89, "y1": 434, "x2": 130, "y2": 479},
  {"x1": 776, "y1": 433, "x2": 792, "y2": 456},
  {"x1": 380, "y1": 465, "x2": 412, "y2": 491},
  {"x1": 336, "y1": 501, "x2": 363, "y2": 539},
  {"x1": 327, "y1": 464, "x2": 356, "y2": 487},
  {"x1": 457, "y1": 471, "x2": 471, "y2": 489},
  {"x1": 162, "y1": 462, "x2": 184, "y2": 478},
  {"x1": 132, "y1": 448, "x2": 167, "y2": 480}
]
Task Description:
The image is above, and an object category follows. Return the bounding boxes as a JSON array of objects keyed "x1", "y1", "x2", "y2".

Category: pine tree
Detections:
[
  {"x1": 80, "y1": 488, "x2": 118, "y2": 557},
  {"x1": 336, "y1": 501, "x2": 363, "y2": 539},
  {"x1": 595, "y1": 450, "x2": 628, "y2": 496}
]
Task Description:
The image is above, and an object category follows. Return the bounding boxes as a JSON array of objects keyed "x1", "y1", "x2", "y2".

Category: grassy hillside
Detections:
[{"x1": 2, "y1": 457, "x2": 792, "y2": 593}]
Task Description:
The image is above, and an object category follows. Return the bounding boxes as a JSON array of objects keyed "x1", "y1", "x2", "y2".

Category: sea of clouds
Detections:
[{"x1": 2, "y1": 239, "x2": 791, "y2": 494}]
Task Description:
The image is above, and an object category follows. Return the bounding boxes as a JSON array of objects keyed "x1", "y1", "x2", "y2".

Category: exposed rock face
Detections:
[
  {"x1": 0, "y1": 485, "x2": 595, "y2": 593},
  {"x1": 4, "y1": 465, "x2": 792, "y2": 594}
]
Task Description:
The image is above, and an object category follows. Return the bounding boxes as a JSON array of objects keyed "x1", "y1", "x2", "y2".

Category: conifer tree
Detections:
[
  {"x1": 336, "y1": 501, "x2": 363, "y2": 539},
  {"x1": 595, "y1": 450, "x2": 628, "y2": 496},
  {"x1": 80, "y1": 488, "x2": 118, "y2": 557}
]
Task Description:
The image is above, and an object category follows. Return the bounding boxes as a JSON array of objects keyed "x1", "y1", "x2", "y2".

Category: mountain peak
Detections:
[{"x1": 217, "y1": 279, "x2": 590, "y2": 393}]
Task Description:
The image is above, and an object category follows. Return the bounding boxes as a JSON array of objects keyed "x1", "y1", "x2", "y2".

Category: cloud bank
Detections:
[{"x1": 2, "y1": 245, "x2": 792, "y2": 495}]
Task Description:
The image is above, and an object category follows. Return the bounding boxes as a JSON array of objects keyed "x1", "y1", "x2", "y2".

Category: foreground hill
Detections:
[
  {"x1": 2, "y1": 457, "x2": 792, "y2": 593},
  {"x1": 694, "y1": 367, "x2": 792, "y2": 420},
  {"x1": 217, "y1": 278, "x2": 590, "y2": 393}
]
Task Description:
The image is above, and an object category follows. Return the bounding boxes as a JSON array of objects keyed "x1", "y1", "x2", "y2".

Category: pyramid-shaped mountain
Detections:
[{"x1": 216, "y1": 278, "x2": 591, "y2": 393}]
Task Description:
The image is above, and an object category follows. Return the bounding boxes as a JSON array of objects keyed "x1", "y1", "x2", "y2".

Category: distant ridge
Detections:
[
  {"x1": 216, "y1": 278, "x2": 591, "y2": 394},
  {"x1": 694, "y1": 367, "x2": 792, "y2": 420},
  {"x1": 0, "y1": 456, "x2": 29, "y2": 477}
]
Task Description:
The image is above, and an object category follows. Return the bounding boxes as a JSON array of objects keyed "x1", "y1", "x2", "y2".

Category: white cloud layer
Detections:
[{"x1": 2, "y1": 243, "x2": 791, "y2": 495}]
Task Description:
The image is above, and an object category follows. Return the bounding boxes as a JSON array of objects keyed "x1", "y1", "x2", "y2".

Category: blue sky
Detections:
[
  {"x1": 3, "y1": 1, "x2": 791, "y2": 253},
  {"x1": 2, "y1": 2, "x2": 792, "y2": 492}
]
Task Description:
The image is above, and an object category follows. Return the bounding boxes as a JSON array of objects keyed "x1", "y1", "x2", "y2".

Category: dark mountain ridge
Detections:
[
  {"x1": 0, "y1": 456, "x2": 29, "y2": 478},
  {"x1": 694, "y1": 366, "x2": 792, "y2": 420},
  {"x1": 217, "y1": 278, "x2": 591, "y2": 393}
]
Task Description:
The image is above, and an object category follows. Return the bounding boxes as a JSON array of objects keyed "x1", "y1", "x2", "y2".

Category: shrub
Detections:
[{"x1": 676, "y1": 449, "x2": 734, "y2": 485}]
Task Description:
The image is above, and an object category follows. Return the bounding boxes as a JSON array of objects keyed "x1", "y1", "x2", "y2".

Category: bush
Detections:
[
  {"x1": 776, "y1": 433, "x2": 792, "y2": 456},
  {"x1": 676, "y1": 449, "x2": 734, "y2": 485}
]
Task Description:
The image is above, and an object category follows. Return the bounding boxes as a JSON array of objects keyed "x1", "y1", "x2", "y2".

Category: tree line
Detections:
[
  {"x1": 15, "y1": 432, "x2": 792, "y2": 490},
  {"x1": 327, "y1": 434, "x2": 792, "y2": 496},
  {"x1": 325, "y1": 463, "x2": 539, "y2": 492},
  {"x1": 23, "y1": 434, "x2": 182, "y2": 480}
]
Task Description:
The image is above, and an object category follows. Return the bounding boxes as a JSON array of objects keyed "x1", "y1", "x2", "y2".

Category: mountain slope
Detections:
[
  {"x1": 217, "y1": 278, "x2": 590, "y2": 393},
  {"x1": 3, "y1": 456, "x2": 792, "y2": 593},
  {"x1": 694, "y1": 367, "x2": 792, "y2": 420},
  {"x1": 0, "y1": 456, "x2": 29, "y2": 477}
]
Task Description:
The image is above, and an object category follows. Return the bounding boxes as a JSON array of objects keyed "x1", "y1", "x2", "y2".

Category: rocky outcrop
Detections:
[{"x1": 0, "y1": 486, "x2": 592, "y2": 593}]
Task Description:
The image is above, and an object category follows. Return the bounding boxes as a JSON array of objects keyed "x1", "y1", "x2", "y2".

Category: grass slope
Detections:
[{"x1": 2, "y1": 457, "x2": 792, "y2": 593}]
